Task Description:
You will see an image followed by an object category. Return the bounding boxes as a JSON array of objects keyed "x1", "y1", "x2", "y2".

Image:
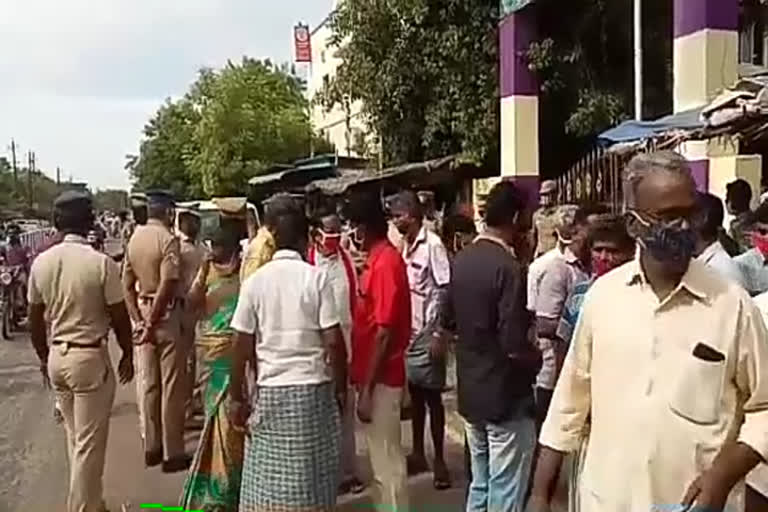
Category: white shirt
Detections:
[
  {"x1": 314, "y1": 250, "x2": 354, "y2": 361},
  {"x1": 748, "y1": 292, "x2": 768, "y2": 498},
  {"x1": 402, "y1": 226, "x2": 451, "y2": 336},
  {"x1": 230, "y1": 249, "x2": 340, "y2": 387},
  {"x1": 696, "y1": 240, "x2": 746, "y2": 289},
  {"x1": 541, "y1": 258, "x2": 768, "y2": 512},
  {"x1": 527, "y1": 247, "x2": 562, "y2": 312}
]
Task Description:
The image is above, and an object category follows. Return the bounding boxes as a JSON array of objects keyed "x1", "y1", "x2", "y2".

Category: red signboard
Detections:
[{"x1": 294, "y1": 23, "x2": 312, "y2": 63}]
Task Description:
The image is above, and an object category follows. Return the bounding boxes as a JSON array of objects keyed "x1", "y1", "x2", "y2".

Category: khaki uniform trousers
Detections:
[
  {"x1": 135, "y1": 304, "x2": 185, "y2": 460},
  {"x1": 361, "y1": 385, "x2": 409, "y2": 512},
  {"x1": 49, "y1": 342, "x2": 115, "y2": 512}
]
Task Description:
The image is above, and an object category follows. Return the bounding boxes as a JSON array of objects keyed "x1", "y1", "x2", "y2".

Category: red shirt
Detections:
[{"x1": 351, "y1": 239, "x2": 411, "y2": 388}]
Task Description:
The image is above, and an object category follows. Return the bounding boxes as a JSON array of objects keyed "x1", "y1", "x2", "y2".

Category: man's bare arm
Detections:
[
  {"x1": 122, "y1": 263, "x2": 141, "y2": 324},
  {"x1": 146, "y1": 277, "x2": 178, "y2": 328},
  {"x1": 321, "y1": 325, "x2": 348, "y2": 400},
  {"x1": 28, "y1": 303, "x2": 48, "y2": 365},
  {"x1": 230, "y1": 331, "x2": 254, "y2": 404},
  {"x1": 107, "y1": 301, "x2": 134, "y2": 355}
]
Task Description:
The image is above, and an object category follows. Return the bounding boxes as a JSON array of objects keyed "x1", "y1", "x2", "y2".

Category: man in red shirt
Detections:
[{"x1": 345, "y1": 192, "x2": 411, "y2": 512}]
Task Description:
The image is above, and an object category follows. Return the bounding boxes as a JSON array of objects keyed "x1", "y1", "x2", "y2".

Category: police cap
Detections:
[
  {"x1": 145, "y1": 190, "x2": 175, "y2": 208},
  {"x1": 53, "y1": 190, "x2": 92, "y2": 210}
]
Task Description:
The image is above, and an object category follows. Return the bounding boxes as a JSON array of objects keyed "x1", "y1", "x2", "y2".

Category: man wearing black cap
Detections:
[
  {"x1": 123, "y1": 189, "x2": 190, "y2": 472},
  {"x1": 27, "y1": 190, "x2": 134, "y2": 512}
]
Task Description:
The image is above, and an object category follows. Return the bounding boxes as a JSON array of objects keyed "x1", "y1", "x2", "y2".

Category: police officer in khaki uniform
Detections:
[
  {"x1": 122, "y1": 193, "x2": 148, "y2": 254},
  {"x1": 28, "y1": 191, "x2": 134, "y2": 512},
  {"x1": 123, "y1": 190, "x2": 190, "y2": 472},
  {"x1": 177, "y1": 208, "x2": 204, "y2": 417}
]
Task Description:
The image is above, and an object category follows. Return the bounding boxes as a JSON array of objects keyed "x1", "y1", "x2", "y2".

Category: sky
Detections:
[{"x1": 0, "y1": 0, "x2": 331, "y2": 190}]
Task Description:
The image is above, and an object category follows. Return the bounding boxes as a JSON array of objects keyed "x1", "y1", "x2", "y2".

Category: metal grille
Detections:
[{"x1": 555, "y1": 142, "x2": 657, "y2": 212}]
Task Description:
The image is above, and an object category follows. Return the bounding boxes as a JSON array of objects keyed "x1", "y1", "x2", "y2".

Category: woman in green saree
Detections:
[{"x1": 180, "y1": 229, "x2": 246, "y2": 511}]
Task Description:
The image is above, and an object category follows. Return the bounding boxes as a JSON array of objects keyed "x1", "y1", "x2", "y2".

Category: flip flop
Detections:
[{"x1": 433, "y1": 465, "x2": 452, "y2": 490}]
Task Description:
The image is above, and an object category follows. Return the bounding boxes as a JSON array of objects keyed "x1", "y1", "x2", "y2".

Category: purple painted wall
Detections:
[
  {"x1": 673, "y1": 0, "x2": 738, "y2": 39},
  {"x1": 687, "y1": 159, "x2": 710, "y2": 193},
  {"x1": 499, "y1": 10, "x2": 537, "y2": 98}
]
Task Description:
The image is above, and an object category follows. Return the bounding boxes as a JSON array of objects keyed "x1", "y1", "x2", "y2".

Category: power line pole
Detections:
[
  {"x1": 10, "y1": 139, "x2": 17, "y2": 196},
  {"x1": 56, "y1": 166, "x2": 61, "y2": 187},
  {"x1": 27, "y1": 151, "x2": 34, "y2": 210}
]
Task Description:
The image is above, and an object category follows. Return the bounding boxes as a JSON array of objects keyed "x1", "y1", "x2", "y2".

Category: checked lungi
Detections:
[{"x1": 240, "y1": 382, "x2": 342, "y2": 512}]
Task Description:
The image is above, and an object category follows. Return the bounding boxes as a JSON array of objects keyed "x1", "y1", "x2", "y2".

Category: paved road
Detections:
[
  {"x1": 0, "y1": 335, "x2": 469, "y2": 511},
  {"x1": 1, "y1": 332, "x2": 567, "y2": 512}
]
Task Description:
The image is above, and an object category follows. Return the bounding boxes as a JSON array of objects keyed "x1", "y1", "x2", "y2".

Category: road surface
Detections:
[{"x1": 0, "y1": 334, "x2": 468, "y2": 511}]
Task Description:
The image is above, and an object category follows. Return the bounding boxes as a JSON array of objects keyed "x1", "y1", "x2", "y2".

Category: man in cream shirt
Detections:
[
  {"x1": 529, "y1": 152, "x2": 768, "y2": 512},
  {"x1": 748, "y1": 291, "x2": 768, "y2": 510}
]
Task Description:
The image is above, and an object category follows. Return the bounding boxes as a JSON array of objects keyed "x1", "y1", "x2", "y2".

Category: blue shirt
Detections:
[{"x1": 556, "y1": 278, "x2": 594, "y2": 346}]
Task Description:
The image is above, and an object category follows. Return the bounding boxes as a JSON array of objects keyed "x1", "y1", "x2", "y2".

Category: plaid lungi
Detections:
[{"x1": 240, "y1": 382, "x2": 342, "y2": 512}]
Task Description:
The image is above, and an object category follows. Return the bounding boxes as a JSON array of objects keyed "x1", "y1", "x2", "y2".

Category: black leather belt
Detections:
[{"x1": 52, "y1": 340, "x2": 102, "y2": 348}]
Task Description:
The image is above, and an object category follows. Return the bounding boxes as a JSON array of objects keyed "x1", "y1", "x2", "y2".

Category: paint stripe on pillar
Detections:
[
  {"x1": 687, "y1": 159, "x2": 710, "y2": 193},
  {"x1": 499, "y1": 10, "x2": 536, "y2": 98},
  {"x1": 673, "y1": 0, "x2": 737, "y2": 38}
]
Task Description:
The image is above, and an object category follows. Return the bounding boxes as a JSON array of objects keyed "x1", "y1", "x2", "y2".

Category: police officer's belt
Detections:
[{"x1": 52, "y1": 340, "x2": 102, "y2": 348}]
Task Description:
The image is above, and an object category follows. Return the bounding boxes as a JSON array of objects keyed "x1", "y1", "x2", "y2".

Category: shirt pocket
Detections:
[{"x1": 669, "y1": 348, "x2": 726, "y2": 425}]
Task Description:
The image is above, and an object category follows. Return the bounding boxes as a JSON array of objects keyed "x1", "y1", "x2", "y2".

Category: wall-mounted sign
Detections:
[{"x1": 294, "y1": 23, "x2": 312, "y2": 63}]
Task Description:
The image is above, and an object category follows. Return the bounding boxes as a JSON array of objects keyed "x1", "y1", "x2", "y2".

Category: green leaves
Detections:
[
  {"x1": 129, "y1": 58, "x2": 317, "y2": 199},
  {"x1": 319, "y1": 0, "x2": 500, "y2": 167}
]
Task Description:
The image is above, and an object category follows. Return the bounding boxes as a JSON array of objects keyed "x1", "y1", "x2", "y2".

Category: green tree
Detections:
[
  {"x1": 318, "y1": 0, "x2": 500, "y2": 167},
  {"x1": 128, "y1": 58, "x2": 317, "y2": 198},
  {"x1": 529, "y1": 0, "x2": 672, "y2": 176}
]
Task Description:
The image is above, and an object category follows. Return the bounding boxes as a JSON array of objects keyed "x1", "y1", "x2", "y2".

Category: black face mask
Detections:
[{"x1": 630, "y1": 211, "x2": 696, "y2": 264}]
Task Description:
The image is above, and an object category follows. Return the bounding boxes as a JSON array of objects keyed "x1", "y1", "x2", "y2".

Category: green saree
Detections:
[{"x1": 180, "y1": 267, "x2": 244, "y2": 512}]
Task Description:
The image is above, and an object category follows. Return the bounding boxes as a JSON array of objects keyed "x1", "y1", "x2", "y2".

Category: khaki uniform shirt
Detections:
[
  {"x1": 540, "y1": 258, "x2": 768, "y2": 512},
  {"x1": 28, "y1": 234, "x2": 123, "y2": 343},
  {"x1": 123, "y1": 219, "x2": 181, "y2": 297},
  {"x1": 179, "y1": 236, "x2": 204, "y2": 297},
  {"x1": 533, "y1": 206, "x2": 559, "y2": 257}
]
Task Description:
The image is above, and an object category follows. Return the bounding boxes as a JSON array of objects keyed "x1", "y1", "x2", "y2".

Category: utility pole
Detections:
[
  {"x1": 56, "y1": 166, "x2": 61, "y2": 187},
  {"x1": 27, "y1": 151, "x2": 34, "y2": 210},
  {"x1": 10, "y1": 139, "x2": 17, "y2": 196},
  {"x1": 633, "y1": 0, "x2": 643, "y2": 120}
]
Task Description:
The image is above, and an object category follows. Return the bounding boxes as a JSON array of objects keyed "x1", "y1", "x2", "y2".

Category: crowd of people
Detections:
[{"x1": 20, "y1": 148, "x2": 768, "y2": 512}]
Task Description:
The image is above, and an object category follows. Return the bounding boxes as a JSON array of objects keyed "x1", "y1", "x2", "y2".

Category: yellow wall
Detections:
[
  {"x1": 673, "y1": 30, "x2": 738, "y2": 113},
  {"x1": 501, "y1": 95, "x2": 539, "y2": 177}
]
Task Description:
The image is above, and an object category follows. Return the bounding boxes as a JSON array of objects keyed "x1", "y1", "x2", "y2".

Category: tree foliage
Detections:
[
  {"x1": 318, "y1": 0, "x2": 500, "y2": 167},
  {"x1": 529, "y1": 0, "x2": 672, "y2": 176},
  {"x1": 127, "y1": 58, "x2": 329, "y2": 199},
  {"x1": 319, "y1": 0, "x2": 673, "y2": 178}
]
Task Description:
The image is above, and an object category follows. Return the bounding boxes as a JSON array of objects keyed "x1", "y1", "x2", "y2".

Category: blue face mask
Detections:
[{"x1": 630, "y1": 211, "x2": 696, "y2": 264}]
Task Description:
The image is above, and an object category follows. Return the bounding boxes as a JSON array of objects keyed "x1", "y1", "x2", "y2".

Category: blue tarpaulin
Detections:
[
  {"x1": 597, "y1": 108, "x2": 704, "y2": 146},
  {"x1": 500, "y1": 0, "x2": 534, "y2": 17}
]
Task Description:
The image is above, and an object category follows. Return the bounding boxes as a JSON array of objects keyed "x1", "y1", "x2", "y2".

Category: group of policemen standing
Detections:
[{"x1": 28, "y1": 189, "x2": 204, "y2": 512}]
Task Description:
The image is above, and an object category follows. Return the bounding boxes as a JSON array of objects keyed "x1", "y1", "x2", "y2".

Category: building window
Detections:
[
  {"x1": 740, "y1": 4, "x2": 767, "y2": 65},
  {"x1": 321, "y1": 50, "x2": 326, "y2": 64},
  {"x1": 322, "y1": 74, "x2": 330, "y2": 90}
]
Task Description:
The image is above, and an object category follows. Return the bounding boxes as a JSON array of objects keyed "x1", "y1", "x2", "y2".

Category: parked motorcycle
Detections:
[{"x1": 0, "y1": 260, "x2": 26, "y2": 338}]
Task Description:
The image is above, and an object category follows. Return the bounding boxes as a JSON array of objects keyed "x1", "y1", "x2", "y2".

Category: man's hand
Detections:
[
  {"x1": 681, "y1": 472, "x2": 730, "y2": 512},
  {"x1": 429, "y1": 331, "x2": 448, "y2": 360},
  {"x1": 40, "y1": 362, "x2": 50, "y2": 389},
  {"x1": 227, "y1": 398, "x2": 250, "y2": 432},
  {"x1": 135, "y1": 325, "x2": 155, "y2": 346},
  {"x1": 357, "y1": 388, "x2": 373, "y2": 423},
  {"x1": 336, "y1": 386, "x2": 347, "y2": 414},
  {"x1": 117, "y1": 352, "x2": 134, "y2": 384}
]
